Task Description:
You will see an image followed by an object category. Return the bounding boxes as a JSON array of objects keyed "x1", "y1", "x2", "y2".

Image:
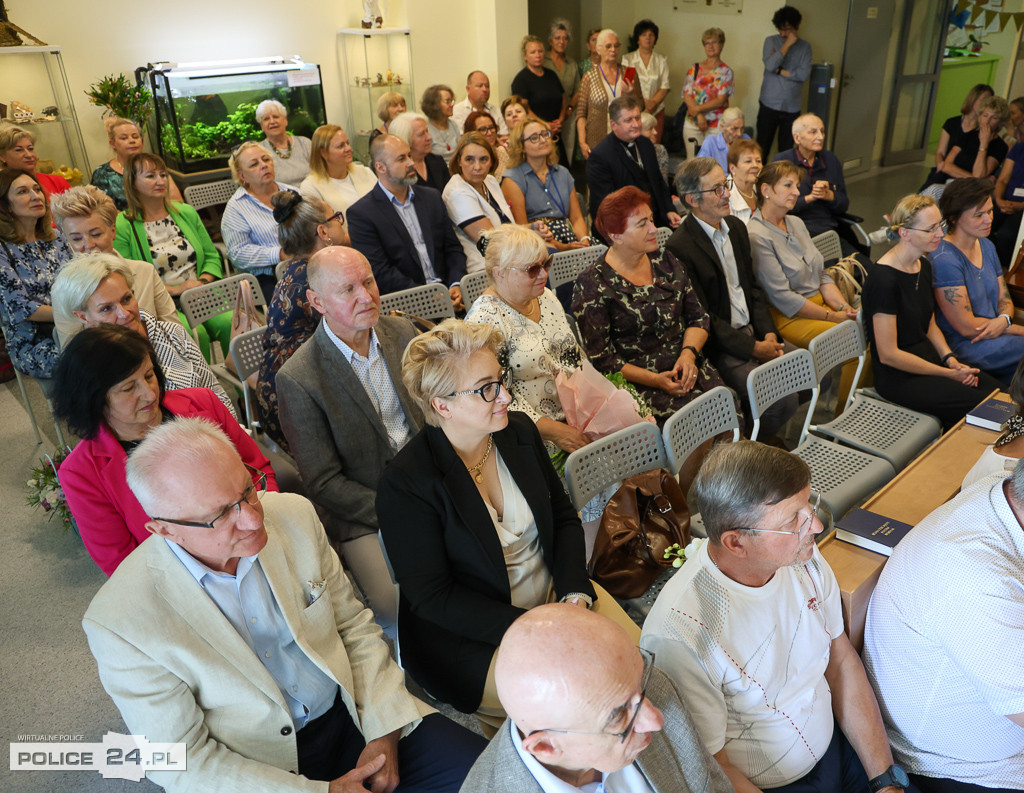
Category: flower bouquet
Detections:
[
  {"x1": 85, "y1": 73, "x2": 152, "y2": 132},
  {"x1": 25, "y1": 446, "x2": 76, "y2": 534}
]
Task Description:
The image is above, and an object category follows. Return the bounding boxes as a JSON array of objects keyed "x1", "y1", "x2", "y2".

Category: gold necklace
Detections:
[{"x1": 467, "y1": 434, "x2": 494, "y2": 484}]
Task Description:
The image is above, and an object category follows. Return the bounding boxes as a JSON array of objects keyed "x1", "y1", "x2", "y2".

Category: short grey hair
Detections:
[
  {"x1": 694, "y1": 440, "x2": 811, "y2": 544},
  {"x1": 1011, "y1": 456, "x2": 1024, "y2": 503},
  {"x1": 388, "y1": 111, "x2": 429, "y2": 147},
  {"x1": 255, "y1": 99, "x2": 288, "y2": 124},
  {"x1": 596, "y1": 29, "x2": 618, "y2": 48},
  {"x1": 640, "y1": 112, "x2": 657, "y2": 132},
  {"x1": 720, "y1": 107, "x2": 744, "y2": 126},
  {"x1": 126, "y1": 417, "x2": 238, "y2": 514},
  {"x1": 483, "y1": 224, "x2": 548, "y2": 283},
  {"x1": 549, "y1": 17, "x2": 572, "y2": 42},
  {"x1": 675, "y1": 157, "x2": 720, "y2": 205},
  {"x1": 791, "y1": 113, "x2": 822, "y2": 136},
  {"x1": 51, "y1": 252, "x2": 135, "y2": 319}
]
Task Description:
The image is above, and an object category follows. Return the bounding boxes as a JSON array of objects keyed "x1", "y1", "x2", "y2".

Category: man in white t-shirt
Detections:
[
  {"x1": 452, "y1": 70, "x2": 508, "y2": 137},
  {"x1": 642, "y1": 440, "x2": 910, "y2": 793},
  {"x1": 864, "y1": 470, "x2": 1024, "y2": 793}
]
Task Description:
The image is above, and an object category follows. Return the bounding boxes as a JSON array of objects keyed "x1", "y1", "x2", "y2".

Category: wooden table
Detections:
[{"x1": 820, "y1": 390, "x2": 1006, "y2": 650}]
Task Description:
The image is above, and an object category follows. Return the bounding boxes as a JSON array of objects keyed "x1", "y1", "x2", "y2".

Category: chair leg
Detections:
[{"x1": 13, "y1": 367, "x2": 42, "y2": 445}]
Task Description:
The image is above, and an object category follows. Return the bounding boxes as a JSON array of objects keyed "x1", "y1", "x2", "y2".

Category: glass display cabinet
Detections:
[
  {"x1": 140, "y1": 56, "x2": 327, "y2": 177},
  {"x1": 337, "y1": 28, "x2": 414, "y2": 163},
  {"x1": 0, "y1": 45, "x2": 88, "y2": 183}
]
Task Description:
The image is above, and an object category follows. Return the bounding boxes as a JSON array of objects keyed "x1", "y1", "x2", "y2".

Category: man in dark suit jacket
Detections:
[
  {"x1": 586, "y1": 95, "x2": 681, "y2": 233},
  {"x1": 668, "y1": 158, "x2": 797, "y2": 438},
  {"x1": 347, "y1": 134, "x2": 466, "y2": 308},
  {"x1": 459, "y1": 604, "x2": 733, "y2": 793},
  {"x1": 277, "y1": 246, "x2": 424, "y2": 638}
]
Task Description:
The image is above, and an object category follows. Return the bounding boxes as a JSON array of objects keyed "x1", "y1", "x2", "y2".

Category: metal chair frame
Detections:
[{"x1": 12, "y1": 367, "x2": 65, "y2": 446}]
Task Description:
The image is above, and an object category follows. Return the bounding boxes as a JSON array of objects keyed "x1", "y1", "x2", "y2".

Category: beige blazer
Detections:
[{"x1": 83, "y1": 491, "x2": 433, "y2": 793}]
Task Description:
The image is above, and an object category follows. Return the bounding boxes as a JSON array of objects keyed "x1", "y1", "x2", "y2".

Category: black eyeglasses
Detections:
[
  {"x1": 476, "y1": 125, "x2": 498, "y2": 134},
  {"x1": 444, "y1": 369, "x2": 512, "y2": 402},
  {"x1": 151, "y1": 465, "x2": 268, "y2": 529},
  {"x1": 321, "y1": 210, "x2": 345, "y2": 226},
  {"x1": 508, "y1": 257, "x2": 553, "y2": 279},
  {"x1": 528, "y1": 648, "x2": 655, "y2": 744},
  {"x1": 523, "y1": 130, "x2": 553, "y2": 144},
  {"x1": 695, "y1": 176, "x2": 734, "y2": 198},
  {"x1": 732, "y1": 491, "x2": 821, "y2": 539}
]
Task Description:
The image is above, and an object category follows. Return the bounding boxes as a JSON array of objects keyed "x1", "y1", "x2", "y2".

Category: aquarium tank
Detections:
[{"x1": 139, "y1": 56, "x2": 327, "y2": 174}]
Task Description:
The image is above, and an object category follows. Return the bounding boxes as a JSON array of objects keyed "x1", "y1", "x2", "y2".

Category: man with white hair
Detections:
[
  {"x1": 452, "y1": 71, "x2": 507, "y2": 137},
  {"x1": 697, "y1": 107, "x2": 750, "y2": 171},
  {"x1": 460, "y1": 603, "x2": 732, "y2": 793},
  {"x1": 82, "y1": 417, "x2": 485, "y2": 792}
]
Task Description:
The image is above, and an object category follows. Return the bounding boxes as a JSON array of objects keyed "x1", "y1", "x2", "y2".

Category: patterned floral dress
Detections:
[
  {"x1": 682, "y1": 62, "x2": 734, "y2": 130},
  {"x1": 255, "y1": 257, "x2": 320, "y2": 450},
  {"x1": 571, "y1": 249, "x2": 725, "y2": 424},
  {"x1": 0, "y1": 234, "x2": 73, "y2": 378}
]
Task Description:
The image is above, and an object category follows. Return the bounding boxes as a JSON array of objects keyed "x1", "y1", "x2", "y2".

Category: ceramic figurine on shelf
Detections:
[{"x1": 361, "y1": 0, "x2": 383, "y2": 29}]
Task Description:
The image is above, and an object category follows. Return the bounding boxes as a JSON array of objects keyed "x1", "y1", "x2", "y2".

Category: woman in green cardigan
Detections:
[{"x1": 113, "y1": 152, "x2": 231, "y2": 359}]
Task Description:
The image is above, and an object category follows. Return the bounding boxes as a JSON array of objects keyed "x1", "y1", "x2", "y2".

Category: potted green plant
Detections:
[{"x1": 85, "y1": 73, "x2": 152, "y2": 132}]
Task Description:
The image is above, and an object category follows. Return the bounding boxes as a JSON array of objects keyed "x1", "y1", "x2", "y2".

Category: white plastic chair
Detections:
[
  {"x1": 662, "y1": 386, "x2": 740, "y2": 475},
  {"x1": 227, "y1": 327, "x2": 266, "y2": 433},
  {"x1": 459, "y1": 271, "x2": 488, "y2": 313},
  {"x1": 379, "y1": 283, "x2": 456, "y2": 322},
  {"x1": 183, "y1": 179, "x2": 239, "y2": 275},
  {"x1": 811, "y1": 230, "x2": 843, "y2": 263},
  {"x1": 655, "y1": 226, "x2": 672, "y2": 250},
  {"x1": 548, "y1": 244, "x2": 607, "y2": 290}
]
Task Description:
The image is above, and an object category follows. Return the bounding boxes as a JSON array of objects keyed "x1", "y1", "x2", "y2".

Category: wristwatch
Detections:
[
  {"x1": 682, "y1": 345, "x2": 700, "y2": 359},
  {"x1": 1000, "y1": 313, "x2": 1012, "y2": 328},
  {"x1": 868, "y1": 764, "x2": 909, "y2": 792},
  {"x1": 560, "y1": 592, "x2": 593, "y2": 609}
]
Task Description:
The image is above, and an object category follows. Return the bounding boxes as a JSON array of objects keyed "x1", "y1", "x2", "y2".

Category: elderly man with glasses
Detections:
[
  {"x1": 642, "y1": 440, "x2": 913, "y2": 793},
  {"x1": 82, "y1": 417, "x2": 486, "y2": 793},
  {"x1": 460, "y1": 603, "x2": 732, "y2": 793}
]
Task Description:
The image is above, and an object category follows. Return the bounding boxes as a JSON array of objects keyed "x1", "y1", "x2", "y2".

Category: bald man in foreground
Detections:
[{"x1": 460, "y1": 604, "x2": 734, "y2": 793}]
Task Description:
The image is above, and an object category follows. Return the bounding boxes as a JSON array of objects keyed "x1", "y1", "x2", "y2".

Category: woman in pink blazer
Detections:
[{"x1": 52, "y1": 324, "x2": 277, "y2": 575}]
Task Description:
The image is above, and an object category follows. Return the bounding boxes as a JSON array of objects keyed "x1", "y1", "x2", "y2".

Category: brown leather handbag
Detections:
[{"x1": 589, "y1": 470, "x2": 691, "y2": 599}]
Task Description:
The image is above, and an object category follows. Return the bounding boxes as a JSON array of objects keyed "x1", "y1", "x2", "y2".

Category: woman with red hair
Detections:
[{"x1": 571, "y1": 186, "x2": 726, "y2": 424}]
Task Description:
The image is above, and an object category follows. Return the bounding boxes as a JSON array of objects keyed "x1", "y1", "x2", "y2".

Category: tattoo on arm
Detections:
[{"x1": 942, "y1": 287, "x2": 961, "y2": 305}]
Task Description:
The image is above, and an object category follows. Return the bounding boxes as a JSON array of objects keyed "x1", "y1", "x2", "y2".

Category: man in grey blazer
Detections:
[
  {"x1": 460, "y1": 604, "x2": 734, "y2": 793},
  {"x1": 277, "y1": 246, "x2": 423, "y2": 638}
]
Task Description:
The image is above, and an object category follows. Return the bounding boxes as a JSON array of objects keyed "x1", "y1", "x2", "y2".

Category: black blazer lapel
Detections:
[
  {"x1": 684, "y1": 214, "x2": 727, "y2": 308},
  {"x1": 372, "y1": 186, "x2": 419, "y2": 276}
]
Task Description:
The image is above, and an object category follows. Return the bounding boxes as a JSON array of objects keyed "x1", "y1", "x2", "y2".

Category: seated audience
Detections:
[
  {"x1": 368, "y1": 90, "x2": 406, "y2": 144},
  {"x1": 920, "y1": 83, "x2": 993, "y2": 191},
  {"x1": 775, "y1": 113, "x2": 859, "y2": 251},
  {"x1": 698, "y1": 107, "x2": 750, "y2": 172},
  {"x1": 299, "y1": 124, "x2": 376, "y2": 222},
  {"x1": 0, "y1": 125, "x2": 70, "y2": 198},
  {"x1": 50, "y1": 253, "x2": 234, "y2": 414},
  {"x1": 421, "y1": 84, "x2": 461, "y2": 165},
  {"x1": 442, "y1": 131, "x2": 516, "y2": 275},
  {"x1": 91, "y1": 117, "x2": 182, "y2": 211},
  {"x1": 669, "y1": 158, "x2": 796, "y2": 439},
  {"x1": 114, "y1": 152, "x2": 229, "y2": 359},
  {"x1": 921, "y1": 96, "x2": 1009, "y2": 197},
  {"x1": 501, "y1": 118, "x2": 589, "y2": 250},
  {"x1": 728, "y1": 138, "x2": 763, "y2": 224},
  {"x1": 863, "y1": 194, "x2": 998, "y2": 430},
  {"x1": 643, "y1": 440, "x2": 913, "y2": 793},
  {"x1": 640, "y1": 111, "x2": 670, "y2": 184},
  {"x1": 256, "y1": 99, "x2": 312, "y2": 186},
  {"x1": 931, "y1": 177, "x2": 1024, "y2": 384},
  {"x1": 544, "y1": 20, "x2": 581, "y2": 159},
  {"x1": 864, "y1": 460, "x2": 1024, "y2": 793},
  {"x1": 256, "y1": 190, "x2": 348, "y2": 451},
  {"x1": 587, "y1": 95, "x2": 681, "y2": 235},
  {"x1": 453, "y1": 70, "x2": 508, "y2": 137},
  {"x1": 461, "y1": 603, "x2": 733, "y2": 793},
  {"x1": 347, "y1": 134, "x2": 466, "y2": 303},
  {"x1": 376, "y1": 319, "x2": 639, "y2": 735},
  {"x1": 0, "y1": 168, "x2": 73, "y2": 379},
  {"x1": 465, "y1": 224, "x2": 588, "y2": 454},
  {"x1": 388, "y1": 110, "x2": 451, "y2": 191},
  {"x1": 82, "y1": 417, "x2": 485, "y2": 792},
  {"x1": 963, "y1": 357, "x2": 1024, "y2": 489},
  {"x1": 749, "y1": 160, "x2": 859, "y2": 407},
  {"x1": 573, "y1": 186, "x2": 725, "y2": 425},
  {"x1": 501, "y1": 94, "x2": 533, "y2": 135},
  {"x1": 682, "y1": 26, "x2": 734, "y2": 160},
  {"x1": 512, "y1": 35, "x2": 567, "y2": 161},
  {"x1": 52, "y1": 324, "x2": 270, "y2": 575},
  {"x1": 464, "y1": 110, "x2": 509, "y2": 179},
  {"x1": 221, "y1": 141, "x2": 294, "y2": 301},
  {"x1": 277, "y1": 246, "x2": 418, "y2": 637},
  {"x1": 991, "y1": 136, "x2": 1024, "y2": 265},
  {"x1": 51, "y1": 186, "x2": 177, "y2": 343},
  {"x1": 576, "y1": 29, "x2": 643, "y2": 160},
  {"x1": 624, "y1": 19, "x2": 671, "y2": 142}
]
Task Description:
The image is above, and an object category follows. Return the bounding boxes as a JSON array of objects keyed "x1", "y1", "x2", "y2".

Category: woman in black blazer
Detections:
[{"x1": 376, "y1": 319, "x2": 638, "y2": 736}]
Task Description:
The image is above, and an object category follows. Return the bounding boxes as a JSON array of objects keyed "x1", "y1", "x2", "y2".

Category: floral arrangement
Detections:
[
  {"x1": 25, "y1": 446, "x2": 75, "y2": 533},
  {"x1": 603, "y1": 370, "x2": 653, "y2": 419},
  {"x1": 663, "y1": 537, "x2": 705, "y2": 568},
  {"x1": 85, "y1": 73, "x2": 152, "y2": 131}
]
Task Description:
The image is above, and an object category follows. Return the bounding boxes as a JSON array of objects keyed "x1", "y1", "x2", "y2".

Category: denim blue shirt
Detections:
[{"x1": 758, "y1": 35, "x2": 812, "y2": 113}]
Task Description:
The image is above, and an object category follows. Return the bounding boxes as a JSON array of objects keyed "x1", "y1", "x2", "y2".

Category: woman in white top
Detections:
[
  {"x1": 442, "y1": 132, "x2": 516, "y2": 274},
  {"x1": 421, "y1": 84, "x2": 461, "y2": 164},
  {"x1": 622, "y1": 19, "x2": 670, "y2": 142},
  {"x1": 728, "y1": 138, "x2": 763, "y2": 225},
  {"x1": 299, "y1": 124, "x2": 376, "y2": 222},
  {"x1": 962, "y1": 357, "x2": 1024, "y2": 488},
  {"x1": 256, "y1": 99, "x2": 312, "y2": 187}
]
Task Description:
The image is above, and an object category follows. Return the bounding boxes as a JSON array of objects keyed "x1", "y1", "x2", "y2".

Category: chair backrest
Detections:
[
  {"x1": 807, "y1": 320, "x2": 866, "y2": 412},
  {"x1": 183, "y1": 179, "x2": 238, "y2": 211},
  {"x1": 379, "y1": 282, "x2": 455, "y2": 321},
  {"x1": 747, "y1": 348, "x2": 818, "y2": 444},
  {"x1": 564, "y1": 421, "x2": 667, "y2": 512},
  {"x1": 811, "y1": 230, "x2": 843, "y2": 263},
  {"x1": 460, "y1": 270, "x2": 489, "y2": 312},
  {"x1": 548, "y1": 244, "x2": 607, "y2": 289},
  {"x1": 662, "y1": 386, "x2": 740, "y2": 474},
  {"x1": 655, "y1": 226, "x2": 672, "y2": 250},
  {"x1": 275, "y1": 260, "x2": 290, "y2": 282},
  {"x1": 228, "y1": 327, "x2": 266, "y2": 430},
  {"x1": 178, "y1": 273, "x2": 267, "y2": 330}
]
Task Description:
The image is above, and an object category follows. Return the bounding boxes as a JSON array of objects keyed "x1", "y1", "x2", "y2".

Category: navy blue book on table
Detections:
[
  {"x1": 834, "y1": 508, "x2": 913, "y2": 557},
  {"x1": 965, "y1": 397, "x2": 1015, "y2": 432}
]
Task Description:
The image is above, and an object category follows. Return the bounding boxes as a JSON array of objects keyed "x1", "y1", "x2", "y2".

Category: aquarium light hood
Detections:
[{"x1": 147, "y1": 56, "x2": 313, "y2": 79}]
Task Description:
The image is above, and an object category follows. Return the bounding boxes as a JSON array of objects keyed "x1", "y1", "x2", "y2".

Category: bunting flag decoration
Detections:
[{"x1": 960, "y1": 2, "x2": 1024, "y2": 34}]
